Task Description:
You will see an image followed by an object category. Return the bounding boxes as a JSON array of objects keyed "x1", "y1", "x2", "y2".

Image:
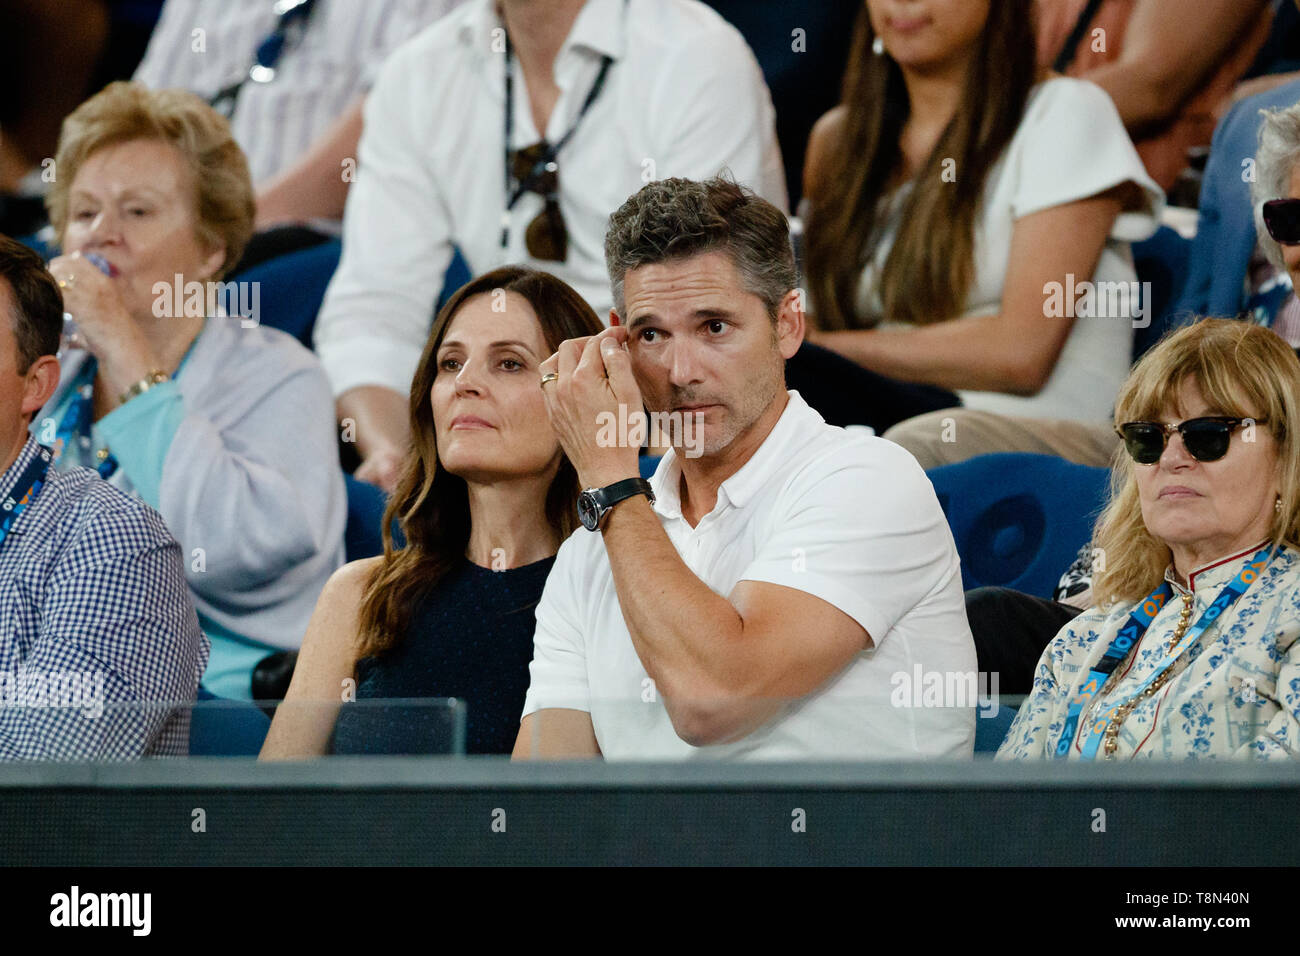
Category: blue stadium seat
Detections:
[
  {"x1": 1131, "y1": 224, "x2": 1191, "y2": 360},
  {"x1": 927, "y1": 453, "x2": 1110, "y2": 599},
  {"x1": 189, "y1": 686, "x2": 271, "y2": 756},
  {"x1": 437, "y1": 246, "x2": 473, "y2": 314},
  {"x1": 974, "y1": 701, "x2": 1019, "y2": 754},
  {"x1": 230, "y1": 242, "x2": 473, "y2": 348},
  {"x1": 228, "y1": 238, "x2": 341, "y2": 346},
  {"x1": 16, "y1": 231, "x2": 55, "y2": 260},
  {"x1": 344, "y1": 473, "x2": 393, "y2": 562}
]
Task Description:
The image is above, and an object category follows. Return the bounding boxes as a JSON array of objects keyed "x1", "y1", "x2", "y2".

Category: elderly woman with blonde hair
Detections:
[
  {"x1": 999, "y1": 318, "x2": 1300, "y2": 759},
  {"x1": 40, "y1": 81, "x2": 345, "y2": 700}
]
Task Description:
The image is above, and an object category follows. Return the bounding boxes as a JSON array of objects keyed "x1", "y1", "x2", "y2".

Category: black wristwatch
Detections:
[{"x1": 577, "y1": 477, "x2": 655, "y2": 531}]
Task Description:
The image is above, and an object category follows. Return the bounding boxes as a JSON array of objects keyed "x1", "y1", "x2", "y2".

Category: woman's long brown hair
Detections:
[
  {"x1": 355, "y1": 267, "x2": 605, "y2": 658},
  {"x1": 805, "y1": 1, "x2": 1037, "y2": 329}
]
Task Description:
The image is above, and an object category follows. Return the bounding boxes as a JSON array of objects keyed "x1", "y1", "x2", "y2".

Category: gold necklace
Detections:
[{"x1": 1101, "y1": 591, "x2": 1195, "y2": 759}]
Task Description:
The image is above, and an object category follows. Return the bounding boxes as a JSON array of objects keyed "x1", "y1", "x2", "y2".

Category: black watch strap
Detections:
[{"x1": 579, "y1": 477, "x2": 655, "y2": 531}]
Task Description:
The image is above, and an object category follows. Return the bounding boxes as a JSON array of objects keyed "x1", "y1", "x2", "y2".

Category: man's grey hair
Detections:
[
  {"x1": 1252, "y1": 103, "x2": 1300, "y2": 271},
  {"x1": 604, "y1": 177, "x2": 797, "y2": 320}
]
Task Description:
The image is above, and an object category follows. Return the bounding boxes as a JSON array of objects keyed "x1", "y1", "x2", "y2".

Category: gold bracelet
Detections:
[{"x1": 118, "y1": 370, "x2": 170, "y2": 406}]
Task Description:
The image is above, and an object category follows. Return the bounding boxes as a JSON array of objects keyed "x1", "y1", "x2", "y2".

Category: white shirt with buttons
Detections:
[{"x1": 313, "y1": 0, "x2": 788, "y2": 398}]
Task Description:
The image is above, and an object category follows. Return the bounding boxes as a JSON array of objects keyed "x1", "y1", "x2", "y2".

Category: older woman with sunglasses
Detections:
[
  {"x1": 998, "y1": 318, "x2": 1300, "y2": 760},
  {"x1": 1253, "y1": 102, "x2": 1300, "y2": 350}
]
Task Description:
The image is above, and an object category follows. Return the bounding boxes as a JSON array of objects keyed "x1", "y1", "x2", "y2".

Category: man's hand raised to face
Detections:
[{"x1": 539, "y1": 325, "x2": 643, "y2": 490}]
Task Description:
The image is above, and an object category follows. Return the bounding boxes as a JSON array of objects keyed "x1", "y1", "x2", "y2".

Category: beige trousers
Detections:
[{"x1": 882, "y1": 407, "x2": 1121, "y2": 470}]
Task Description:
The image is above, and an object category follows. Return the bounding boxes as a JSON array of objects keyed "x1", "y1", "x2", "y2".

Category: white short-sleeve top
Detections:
[
  {"x1": 855, "y1": 76, "x2": 1164, "y2": 424},
  {"x1": 520, "y1": 392, "x2": 978, "y2": 760}
]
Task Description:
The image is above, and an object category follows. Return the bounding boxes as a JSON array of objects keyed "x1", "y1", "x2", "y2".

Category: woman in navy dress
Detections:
[{"x1": 261, "y1": 266, "x2": 604, "y2": 756}]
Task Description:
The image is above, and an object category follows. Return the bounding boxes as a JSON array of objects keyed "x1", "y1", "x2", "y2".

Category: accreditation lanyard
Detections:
[
  {"x1": 1054, "y1": 544, "x2": 1276, "y2": 760},
  {"x1": 0, "y1": 446, "x2": 52, "y2": 554},
  {"x1": 500, "y1": 31, "x2": 614, "y2": 245},
  {"x1": 209, "y1": 0, "x2": 320, "y2": 118},
  {"x1": 52, "y1": 377, "x2": 118, "y2": 480}
]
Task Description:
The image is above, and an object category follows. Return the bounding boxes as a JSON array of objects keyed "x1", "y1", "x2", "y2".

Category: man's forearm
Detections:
[
  {"x1": 1081, "y1": 0, "x2": 1270, "y2": 136},
  {"x1": 600, "y1": 495, "x2": 744, "y2": 703},
  {"x1": 336, "y1": 384, "x2": 410, "y2": 458},
  {"x1": 255, "y1": 95, "x2": 366, "y2": 227}
]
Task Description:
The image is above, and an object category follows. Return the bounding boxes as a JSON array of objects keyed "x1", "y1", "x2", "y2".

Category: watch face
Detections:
[{"x1": 577, "y1": 491, "x2": 600, "y2": 531}]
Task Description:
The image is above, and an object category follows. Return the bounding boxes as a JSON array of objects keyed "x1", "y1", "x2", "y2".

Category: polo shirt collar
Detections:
[
  {"x1": 648, "y1": 448, "x2": 683, "y2": 519},
  {"x1": 648, "y1": 391, "x2": 823, "y2": 518}
]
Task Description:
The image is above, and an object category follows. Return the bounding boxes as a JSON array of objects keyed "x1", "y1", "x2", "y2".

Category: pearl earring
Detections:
[
  {"x1": 1277, "y1": 495, "x2": 1284, "y2": 514},
  {"x1": 872, "y1": 36, "x2": 885, "y2": 56}
]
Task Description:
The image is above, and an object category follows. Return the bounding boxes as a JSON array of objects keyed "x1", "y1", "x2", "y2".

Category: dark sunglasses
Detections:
[
  {"x1": 1116, "y1": 416, "x2": 1266, "y2": 464},
  {"x1": 1262, "y1": 199, "x2": 1300, "y2": 245},
  {"x1": 511, "y1": 142, "x2": 568, "y2": 262}
]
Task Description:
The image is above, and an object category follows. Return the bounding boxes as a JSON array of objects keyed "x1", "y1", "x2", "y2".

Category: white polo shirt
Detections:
[
  {"x1": 521, "y1": 392, "x2": 977, "y2": 760},
  {"x1": 314, "y1": 0, "x2": 788, "y2": 398}
]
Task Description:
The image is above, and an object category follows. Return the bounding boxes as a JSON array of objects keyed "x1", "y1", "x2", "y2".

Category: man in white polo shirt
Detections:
[{"x1": 514, "y1": 177, "x2": 976, "y2": 760}]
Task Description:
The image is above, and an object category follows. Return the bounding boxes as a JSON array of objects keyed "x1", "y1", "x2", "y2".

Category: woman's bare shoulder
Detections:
[
  {"x1": 327, "y1": 556, "x2": 385, "y2": 595},
  {"x1": 307, "y1": 556, "x2": 385, "y2": 639}
]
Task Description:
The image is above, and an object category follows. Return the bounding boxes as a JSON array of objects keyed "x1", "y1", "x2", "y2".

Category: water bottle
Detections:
[{"x1": 59, "y1": 253, "x2": 117, "y2": 355}]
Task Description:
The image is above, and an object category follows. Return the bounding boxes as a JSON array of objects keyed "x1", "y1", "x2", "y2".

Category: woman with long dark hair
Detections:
[
  {"x1": 800, "y1": 0, "x2": 1162, "y2": 434},
  {"x1": 261, "y1": 266, "x2": 604, "y2": 757}
]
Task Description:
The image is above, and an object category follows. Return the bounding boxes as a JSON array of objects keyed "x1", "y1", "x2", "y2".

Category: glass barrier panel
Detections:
[{"x1": 0, "y1": 686, "x2": 1290, "y2": 763}]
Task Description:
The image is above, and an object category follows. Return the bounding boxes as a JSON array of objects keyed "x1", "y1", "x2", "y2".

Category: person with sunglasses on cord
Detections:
[
  {"x1": 998, "y1": 318, "x2": 1300, "y2": 760},
  {"x1": 313, "y1": 0, "x2": 787, "y2": 494}
]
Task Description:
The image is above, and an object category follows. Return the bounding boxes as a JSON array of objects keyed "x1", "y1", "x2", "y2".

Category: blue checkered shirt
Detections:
[{"x1": 0, "y1": 437, "x2": 208, "y2": 759}]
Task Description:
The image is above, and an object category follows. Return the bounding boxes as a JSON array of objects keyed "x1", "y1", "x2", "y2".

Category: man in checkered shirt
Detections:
[{"x1": 0, "y1": 237, "x2": 206, "y2": 760}]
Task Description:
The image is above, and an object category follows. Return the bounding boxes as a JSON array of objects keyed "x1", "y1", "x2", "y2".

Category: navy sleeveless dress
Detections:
[{"x1": 331, "y1": 555, "x2": 555, "y2": 755}]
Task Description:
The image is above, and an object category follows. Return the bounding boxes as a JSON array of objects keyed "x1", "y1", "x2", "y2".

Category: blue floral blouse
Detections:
[{"x1": 998, "y1": 543, "x2": 1300, "y2": 759}]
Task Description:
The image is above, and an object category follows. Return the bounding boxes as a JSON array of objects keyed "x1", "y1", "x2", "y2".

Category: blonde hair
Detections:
[
  {"x1": 1091, "y1": 319, "x2": 1300, "y2": 606},
  {"x1": 46, "y1": 81, "x2": 254, "y2": 278}
]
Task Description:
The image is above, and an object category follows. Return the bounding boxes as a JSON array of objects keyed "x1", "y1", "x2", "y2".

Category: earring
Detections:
[
  {"x1": 872, "y1": 36, "x2": 885, "y2": 56},
  {"x1": 1277, "y1": 495, "x2": 1284, "y2": 514}
]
